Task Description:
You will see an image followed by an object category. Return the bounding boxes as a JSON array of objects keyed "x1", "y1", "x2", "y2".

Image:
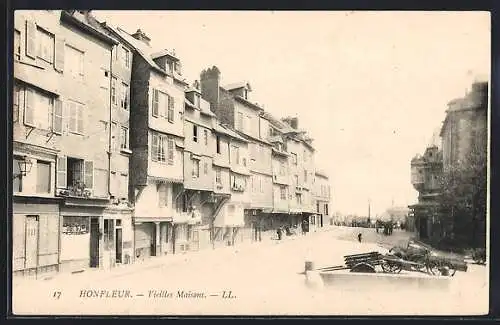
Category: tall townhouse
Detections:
[
  {"x1": 107, "y1": 26, "x2": 189, "y2": 258},
  {"x1": 210, "y1": 122, "x2": 250, "y2": 247},
  {"x1": 260, "y1": 111, "x2": 292, "y2": 230},
  {"x1": 183, "y1": 82, "x2": 217, "y2": 251},
  {"x1": 12, "y1": 10, "x2": 135, "y2": 277},
  {"x1": 280, "y1": 117, "x2": 317, "y2": 232},
  {"x1": 200, "y1": 67, "x2": 272, "y2": 241},
  {"x1": 313, "y1": 170, "x2": 331, "y2": 229}
]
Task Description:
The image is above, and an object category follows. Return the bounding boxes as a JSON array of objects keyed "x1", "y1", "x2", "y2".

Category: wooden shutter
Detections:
[
  {"x1": 167, "y1": 137, "x2": 174, "y2": 165},
  {"x1": 52, "y1": 98, "x2": 63, "y2": 134},
  {"x1": 151, "y1": 133, "x2": 159, "y2": 161},
  {"x1": 25, "y1": 20, "x2": 37, "y2": 59},
  {"x1": 152, "y1": 89, "x2": 159, "y2": 117},
  {"x1": 168, "y1": 95, "x2": 174, "y2": 122},
  {"x1": 54, "y1": 35, "x2": 65, "y2": 72},
  {"x1": 24, "y1": 88, "x2": 35, "y2": 126},
  {"x1": 56, "y1": 156, "x2": 67, "y2": 188},
  {"x1": 77, "y1": 104, "x2": 84, "y2": 133},
  {"x1": 84, "y1": 160, "x2": 94, "y2": 190}
]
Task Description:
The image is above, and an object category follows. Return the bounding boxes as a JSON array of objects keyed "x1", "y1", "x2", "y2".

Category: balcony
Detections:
[
  {"x1": 231, "y1": 184, "x2": 245, "y2": 192},
  {"x1": 56, "y1": 182, "x2": 93, "y2": 199}
]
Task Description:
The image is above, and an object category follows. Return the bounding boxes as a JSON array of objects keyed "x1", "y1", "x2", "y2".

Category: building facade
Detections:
[
  {"x1": 313, "y1": 171, "x2": 331, "y2": 229},
  {"x1": 12, "y1": 10, "x2": 137, "y2": 277}
]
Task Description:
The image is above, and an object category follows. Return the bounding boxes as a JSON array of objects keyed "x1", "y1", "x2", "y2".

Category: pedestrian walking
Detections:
[
  {"x1": 277, "y1": 227, "x2": 283, "y2": 240},
  {"x1": 358, "y1": 233, "x2": 362, "y2": 243}
]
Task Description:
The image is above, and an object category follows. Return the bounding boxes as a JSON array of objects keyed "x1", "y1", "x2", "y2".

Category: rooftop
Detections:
[{"x1": 223, "y1": 81, "x2": 252, "y2": 91}]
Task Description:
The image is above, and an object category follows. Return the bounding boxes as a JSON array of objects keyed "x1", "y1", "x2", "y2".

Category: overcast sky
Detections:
[{"x1": 94, "y1": 10, "x2": 490, "y2": 216}]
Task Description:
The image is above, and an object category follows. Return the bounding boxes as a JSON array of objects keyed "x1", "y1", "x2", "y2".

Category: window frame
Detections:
[
  {"x1": 192, "y1": 159, "x2": 200, "y2": 178},
  {"x1": 193, "y1": 125, "x2": 198, "y2": 142},
  {"x1": 36, "y1": 160, "x2": 52, "y2": 194},
  {"x1": 120, "y1": 126, "x2": 129, "y2": 150},
  {"x1": 36, "y1": 27, "x2": 55, "y2": 64},
  {"x1": 64, "y1": 44, "x2": 84, "y2": 77},
  {"x1": 67, "y1": 100, "x2": 85, "y2": 135}
]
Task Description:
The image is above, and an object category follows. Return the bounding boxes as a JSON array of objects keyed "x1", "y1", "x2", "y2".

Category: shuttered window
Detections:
[
  {"x1": 167, "y1": 137, "x2": 174, "y2": 165},
  {"x1": 52, "y1": 99, "x2": 63, "y2": 134},
  {"x1": 37, "y1": 27, "x2": 54, "y2": 63},
  {"x1": 120, "y1": 82, "x2": 129, "y2": 110},
  {"x1": 64, "y1": 44, "x2": 84, "y2": 77},
  {"x1": 167, "y1": 95, "x2": 174, "y2": 122},
  {"x1": 152, "y1": 88, "x2": 159, "y2": 117},
  {"x1": 84, "y1": 161, "x2": 94, "y2": 189},
  {"x1": 54, "y1": 36, "x2": 65, "y2": 72},
  {"x1": 24, "y1": 88, "x2": 35, "y2": 127},
  {"x1": 67, "y1": 100, "x2": 84, "y2": 134},
  {"x1": 25, "y1": 20, "x2": 37, "y2": 59},
  {"x1": 56, "y1": 156, "x2": 67, "y2": 188},
  {"x1": 192, "y1": 159, "x2": 200, "y2": 178}
]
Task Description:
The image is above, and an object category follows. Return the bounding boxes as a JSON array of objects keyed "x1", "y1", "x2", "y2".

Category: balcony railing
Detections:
[{"x1": 56, "y1": 183, "x2": 93, "y2": 198}]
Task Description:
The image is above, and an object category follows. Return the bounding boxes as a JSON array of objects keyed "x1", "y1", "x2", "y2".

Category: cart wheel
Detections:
[{"x1": 381, "y1": 260, "x2": 402, "y2": 273}]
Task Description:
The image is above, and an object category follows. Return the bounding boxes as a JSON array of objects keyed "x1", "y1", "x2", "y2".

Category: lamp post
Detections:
[{"x1": 13, "y1": 156, "x2": 33, "y2": 180}]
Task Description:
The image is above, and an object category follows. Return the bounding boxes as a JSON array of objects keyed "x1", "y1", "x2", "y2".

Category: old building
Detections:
[
  {"x1": 183, "y1": 83, "x2": 216, "y2": 250},
  {"x1": 200, "y1": 67, "x2": 271, "y2": 241},
  {"x1": 439, "y1": 80, "x2": 488, "y2": 247},
  {"x1": 409, "y1": 144, "x2": 443, "y2": 240},
  {"x1": 108, "y1": 26, "x2": 190, "y2": 259},
  {"x1": 280, "y1": 117, "x2": 317, "y2": 232},
  {"x1": 12, "y1": 10, "x2": 135, "y2": 277},
  {"x1": 313, "y1": 170, "x2": 331, "y2": 229}
]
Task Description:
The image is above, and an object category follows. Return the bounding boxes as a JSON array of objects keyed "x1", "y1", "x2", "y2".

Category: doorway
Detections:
[
  {"x1": 115, "y1": 227, "x2": 123, "y2": 264},
  {"x1": 25, "y1": 215, "x2": 39, "y2": 269},
  {"x1": 90, "y1": 218, "x2": 100, "y2": 268},
  {"x1": 419, "y1": 216, "x2": 428, "y2": 239},
  {"x1": 151, "y1": 223, "x2": 157, "y2": 257}
]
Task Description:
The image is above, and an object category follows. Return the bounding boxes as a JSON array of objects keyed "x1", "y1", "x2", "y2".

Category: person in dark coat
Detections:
[
  {"x1": 358, "y1": 233, "x2": 362, "y2": 243},
  {"x1": 277, "y1": 227, "x2": 283, "y2": 240}
]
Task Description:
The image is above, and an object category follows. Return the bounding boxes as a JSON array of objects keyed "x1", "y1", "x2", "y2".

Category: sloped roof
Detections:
[
  {"x1": 109, "y1": 26, "x2": 167, "y2": 76},
  {"x1": 151, "y1": 48, "x2": 180, "y2": 61},
  {"x1": 61, "y1": 11, "x2": 118, "y2": 46},
  {"x1": 213, "y1": 124, "x2": 248, "y2": 143},
  {"x1": 223, "y1": 81, "x2": 251, "y2": 91}
]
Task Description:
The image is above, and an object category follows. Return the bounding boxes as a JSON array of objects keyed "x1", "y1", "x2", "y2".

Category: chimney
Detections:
[
  {"x1": 193, "y1": 80, "x2": 200, "y2": 90},
  {"x1": 200, "y1": 66, "x2": 221, "y2": 113},
  {"x1": 131, "y1": 29, "x2": 151, "y2": 46},
  {"x1": 290, "y1": 117, "x2": 298, "y2": 129}
]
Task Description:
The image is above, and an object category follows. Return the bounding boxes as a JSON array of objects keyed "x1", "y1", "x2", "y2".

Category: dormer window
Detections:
[
  {"x1": 194, "y1": 94, "x2": 201, "y2": 108},
  {"x1": 167, "y1": 60, "x2": 174, "y2": 74},
  {"x1": 174, "y1": 61, "x2": 182, "y2": 75}
]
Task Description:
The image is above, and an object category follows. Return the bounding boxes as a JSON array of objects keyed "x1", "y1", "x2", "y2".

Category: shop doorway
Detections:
[
  {"x1": 151, "y1": 224, "x2": 157, "y2": 257},
  {"x1": 89, "y1": 218, "x2": 100, "y2": 268},
  {"x1": 25, "y1": 215, "x2": 39, "y2": 269}
]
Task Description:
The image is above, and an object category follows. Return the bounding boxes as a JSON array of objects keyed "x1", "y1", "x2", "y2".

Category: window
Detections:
[
  {"x1": 64, "y1": 44, "x2": 84, "y2": 77},
  {"x1": 231, "y1": 146, "x2": 240, "y2": 165},
  {"x1": 167, "y1": 60, "x2": 174, "y2": 74},
  {"x1": 14, "y1": 30, "x2": 21, "y2": 60},
  {"x1": 120, "y1": 46, "x2": 130, "y2": 68},
  {"x1": 174, "y1": 61, "x2": 182, "y2": 75},
  {"x1": 24, "y1": 87, "x2": 53, "y2": 130},
  {"x1": 100, "y1": 69, "x2": 110, "y2": 89},
  {"x1": 57, "y1": 157, "x2": 93, "y2": 190},
  {"x1": 294, "y1": 175, "x2": 299, "y2": 186},
  {"x1": 193, "y1": 125, "x2": 198, "y2": 142},
  {"x1": 36, "y1": 160, "x2": 51, "y2": 193},
  {"x1": 194, "y1": 94, "x2": 200, "y2": 108},
  {"x1": 120, "y1": 83, "x2": 129, "y2": 110},
  {"x1": 296, "y1": 193, "x2": 302, "y2": 205},
  {"x1": 291, "y1": 153, "x2": 298, "y2": 165},
  {"x1": 151, "y1": 132, "x2": 174, "y2": 165},
  {"x1": 103, "y1": 219, "x2": 115, "y2": 250},
  {"x1": 204, "y1": 129, "x2": 208, "y2": 146},
  {"x1": 280, "y1": 186, "x2": 286, "y2": 200},
  {"x1": 67, "y1": 100, "x2": 84, "y2": 134},
  {"x1": 13, "y1": 85, "x2": 20, "y2": 122},
  {"x1": 325, "y1": 204, "x2": 329, "y2": 216},
  {"x1": 111, "y1": 77, "x2": 117, "y2": 105},
  {"x1": 215, "y1": 169, "x2": 222, "y2": 184},
  {"x1": 280, "y1": 161, "x2": 286, "y2": 175},
  {"x1": 13, "y1": 156, "x2": 24, "y2": 192},
  {"x1": 304, "y1": 169, "x2": 308, "y2": 182},
  {"x1": 237, "y1": 112, "x2": 243, "y2": 130},
  {"x1": 216, "y1": 136, "x2": 221, "y2": 154},
  {"x1": 167, "y1": 95, "x2": 175, "y2": 122},
  {"x1": 192, "y1": 159, "x2": 200, "y2": 178},
  {"x1": 158, "y1": 184, "x2": 168, "y2": 207},
  {"x1": 204, "y1": 162, "x2": 208, "y2": 175},
  {"x1": 120, "y1": 126, "x2": 128, "y2": 150},
  {"x1": 269, "y1": 127, "x2": 274, "y2": 137},
  {"x1": 37, "y1": 27, "x2": 54, "y2": 63}
]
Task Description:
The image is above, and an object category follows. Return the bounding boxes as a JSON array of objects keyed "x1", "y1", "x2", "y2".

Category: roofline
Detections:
[
  {"x1": 315, "y1": 172, "x2": 329, "y2": 179},
  {"x1": 232, "y1": 95, "x2": 264, "y2": 112},
  {"x1": 61, "y1": 11, "x2": 118, "y2": 46}
]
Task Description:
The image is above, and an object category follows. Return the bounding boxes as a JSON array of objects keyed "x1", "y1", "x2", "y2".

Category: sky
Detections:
[{"x1": 94, "y1": 10, "x2": 490, "y2": 216}]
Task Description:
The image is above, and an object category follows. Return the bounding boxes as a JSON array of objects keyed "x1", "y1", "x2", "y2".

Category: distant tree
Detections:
[{"x1": 438, "y1": 144, "x2": 487, "y2": 249}]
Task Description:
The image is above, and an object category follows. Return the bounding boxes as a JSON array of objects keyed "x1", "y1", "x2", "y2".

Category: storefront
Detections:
[
  {"x1": 12, "y1": 197, "x2": 61, "y2": 278},
  {"x1": 58, "y1": 199, "x2": 107, "y2": 273},
  {"x1": 102, "y1": 205, "x2": 134, "y2": 268},
  {"x1": 214, "y1": 202, "x2": 245, "y2": 246}
]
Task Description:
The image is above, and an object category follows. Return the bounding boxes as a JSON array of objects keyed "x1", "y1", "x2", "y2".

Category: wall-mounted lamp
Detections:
[{"x1": 13, "y1": 156, "x2": 33, "y2": 180}]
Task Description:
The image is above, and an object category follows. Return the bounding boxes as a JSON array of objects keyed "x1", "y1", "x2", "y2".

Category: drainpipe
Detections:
[{"x1": 107, "y1": 44, "x2": 114, "y2": 198}]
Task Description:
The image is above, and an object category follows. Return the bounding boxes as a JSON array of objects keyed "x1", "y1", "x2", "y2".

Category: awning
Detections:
[{"x1": 134, "y1": 217, "x2": 173, "y2": 224}]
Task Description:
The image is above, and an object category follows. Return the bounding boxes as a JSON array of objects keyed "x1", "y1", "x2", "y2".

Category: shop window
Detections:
[{"x1": 62, "y1": 216, "x2": 89, "y2": 235}]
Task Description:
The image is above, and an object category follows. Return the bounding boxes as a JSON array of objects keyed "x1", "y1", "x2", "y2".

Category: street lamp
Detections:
[{"x1": 13, "y1": 156, "x2": 33, "y2": 180}]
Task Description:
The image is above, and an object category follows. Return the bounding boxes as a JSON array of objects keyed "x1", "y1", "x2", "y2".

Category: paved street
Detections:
[{"x1": 12, "y1": 227, "x2": 488, "y2": 316}]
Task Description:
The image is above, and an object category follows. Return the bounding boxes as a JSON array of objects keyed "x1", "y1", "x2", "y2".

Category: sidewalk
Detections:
[{"x1": 13, "y1": 226, "x2": 336, "y2": 288}]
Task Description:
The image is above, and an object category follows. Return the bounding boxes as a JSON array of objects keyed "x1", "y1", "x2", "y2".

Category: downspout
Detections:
[{"x1": 107, "y1": 44, "x2": 114, "y2": 198}]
